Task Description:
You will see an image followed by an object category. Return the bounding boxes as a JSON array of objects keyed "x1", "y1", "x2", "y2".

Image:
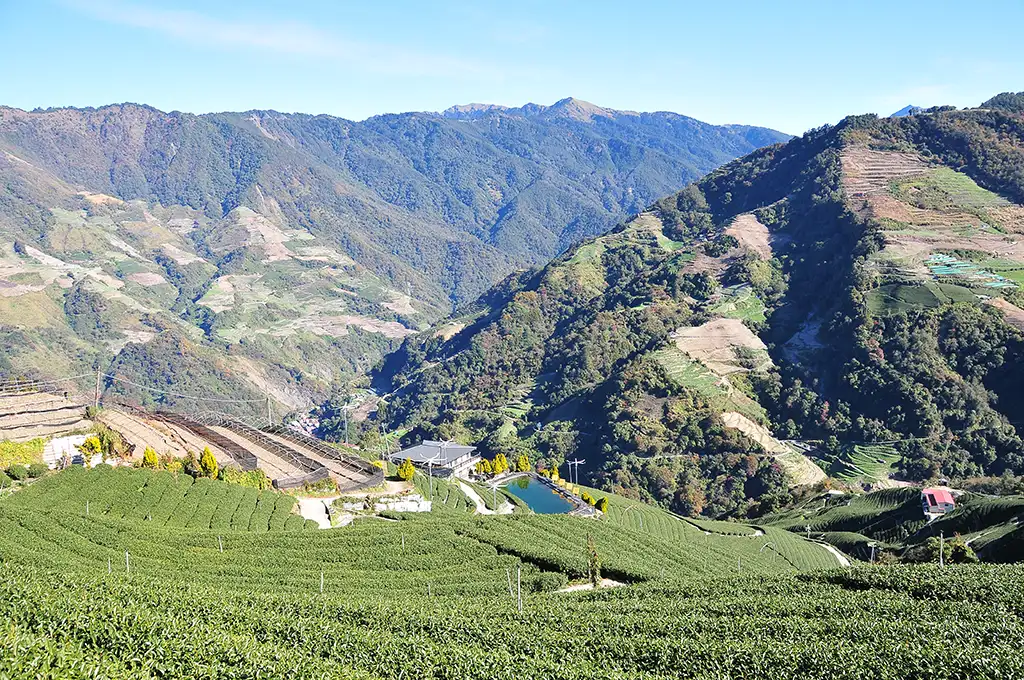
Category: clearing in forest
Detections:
[
  {"x1": 671, "y1": 318, "x2": 772, "y2": 376},
  {"x1": 725, "y1": 213, "x2": 777, "y2": 259},
  {"x1": 720, "y1": 411, "x2": 826, "y2": 485}
]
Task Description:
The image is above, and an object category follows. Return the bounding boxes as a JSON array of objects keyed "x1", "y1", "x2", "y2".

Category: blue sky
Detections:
[{"x1": 1, "y1": 0, "x2": 1022, "y2": 134}]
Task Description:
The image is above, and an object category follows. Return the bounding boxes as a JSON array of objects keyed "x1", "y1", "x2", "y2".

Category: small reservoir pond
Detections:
[{"x1": 503, "y1": 476, "x2": 573, "y2": 514}]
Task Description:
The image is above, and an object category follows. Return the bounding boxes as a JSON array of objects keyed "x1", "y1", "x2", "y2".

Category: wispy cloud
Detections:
[{"x1": 62, "y1": 0, "x2": 488, "y2": 78}]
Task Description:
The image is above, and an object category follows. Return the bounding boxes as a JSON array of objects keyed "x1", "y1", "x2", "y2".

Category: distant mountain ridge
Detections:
[{"x1": 0, "y1": 98, "x2": 787, "y2": 415}]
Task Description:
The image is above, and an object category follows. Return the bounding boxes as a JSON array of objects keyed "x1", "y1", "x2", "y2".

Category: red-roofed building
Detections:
[{"x1": 922, "y1": 488, "x2": 956, "y2": 516}]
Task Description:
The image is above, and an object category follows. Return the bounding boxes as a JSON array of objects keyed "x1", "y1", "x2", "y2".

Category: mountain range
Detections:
[
  {"x1": 0, "y1": 99, "x2": 787, "y2": 412},
  {"x1": 373, "y1": 93, "x2": 1024, "y2": 517}
]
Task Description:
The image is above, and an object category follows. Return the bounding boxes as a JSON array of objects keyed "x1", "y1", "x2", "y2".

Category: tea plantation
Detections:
[{"x1": 1, "y1": 468, "x2": 1023, "y2": 678}]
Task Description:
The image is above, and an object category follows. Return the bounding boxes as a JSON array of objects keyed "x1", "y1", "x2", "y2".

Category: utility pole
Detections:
[
  {"x1": 266, "y1": 391, "x2": 272, "y2": 427},
  {"x1": 806, "y1": 524, "x2": 811, "y2": 540},
  {"x1": 94, "y1": 370, "x2": 101, "y2": 409},
  {"x1": 517, "y1": 567, "x2": 522, "y2": 613},
  {"x1": 568, "y1": 459, "x2": 585, "y2": 486},
  {"x1": 939, "y1": 531, "x2": 944, "y2": 567}
]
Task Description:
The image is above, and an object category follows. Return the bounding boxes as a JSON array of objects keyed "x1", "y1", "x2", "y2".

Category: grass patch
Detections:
[
  {"x1": 891, "y1": 167, "x2": 1009, "y2": 212},
  {"x1": 867, "y1": 282, "x2": 978, "y2": 315},
  {"x1": 710, "y1": 285, "x2": 766, "y2": 323}
]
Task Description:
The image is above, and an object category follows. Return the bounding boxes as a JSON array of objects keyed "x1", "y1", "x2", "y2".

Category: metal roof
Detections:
[
  {"x1": 922, "y1": 487, "x2": 955, "y2": 507},
  {"x1": 391, "y1": 440, "x2": 477, "y2": 466}
]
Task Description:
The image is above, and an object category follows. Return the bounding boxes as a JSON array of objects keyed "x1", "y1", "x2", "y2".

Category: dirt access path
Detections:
[
  {"x1": 458, "y1": 481, "x2": 513, "y2": 515},
  {"x1": 817, "y1": 542, "x2": 852, "y2": 567},
  {"x1": 297, "y1": 496, "x2": 337, "y2": 529}
]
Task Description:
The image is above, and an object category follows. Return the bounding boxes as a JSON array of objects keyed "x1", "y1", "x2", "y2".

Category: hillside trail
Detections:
[
  {"x1": 297, "y1": 497, "x2": 335, "y2": 529},
  {"x1": 817, "y1": 542, "x2": 852, "y2": 567},
  {"x1": 457, "y1": 481, "x2": 513, "y2": 515}
]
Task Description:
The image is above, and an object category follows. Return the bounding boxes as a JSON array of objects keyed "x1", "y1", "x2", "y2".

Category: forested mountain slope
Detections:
[
  {"x1": 375, "y1": 95, "x2": 1024, "y2": 518},
  {"x1": 0, "y1": 100, "x2": 785, "y2": 415}
]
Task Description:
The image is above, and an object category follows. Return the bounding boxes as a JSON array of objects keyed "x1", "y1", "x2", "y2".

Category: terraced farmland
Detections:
[
  {"x1": 2, "y1": 473, "x2": 1024, "y2": 677},
  {"x1": 5, "y1": 465, "x2": 317, "y2": 531}
]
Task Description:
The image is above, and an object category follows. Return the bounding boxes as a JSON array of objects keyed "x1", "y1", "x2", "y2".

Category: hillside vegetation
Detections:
[
  {"x1": 0, "y1": 99, "x2": 786, "y2": 415},
  {"x1": 760, "y1": 486, "x2": 1024, "y2": 563},
  {"x1": 374, "y1": 98, "x2": 1024, "y2": 518},
  {"x1": 2, "y1": 467, "x2": 1024, "y2": 677}
]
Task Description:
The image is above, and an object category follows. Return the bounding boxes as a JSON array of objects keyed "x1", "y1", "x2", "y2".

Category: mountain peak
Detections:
[
  {"x1": 440, "y1": 102, "x2": 511, "y2": 120},
  {"x1": 544, "y1": 97, "x2": 617, "y2": 121},
  {"x1": 890, "y1": 105, "x2": 923, "y2": 118}
]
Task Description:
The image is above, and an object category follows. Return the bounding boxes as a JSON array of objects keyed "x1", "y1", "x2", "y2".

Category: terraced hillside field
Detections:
[
  {"x1": 760, "y1": 487, "x2": 1024, "y2": 563},
  {"x1": 2, "y1": 468, "x2": 1024, "y2": 678},
  {"x1": 5, "y1": 465, "x2": 317, "y2": 532}
]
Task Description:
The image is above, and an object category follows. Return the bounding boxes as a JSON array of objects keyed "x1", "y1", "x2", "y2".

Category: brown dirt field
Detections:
[
  {"x1": 298, "y1": 315, "x2": 415, "y2": 339},
  {"x1": 159, "y1": 243, "x2": 206, "y2": 265},
  {"x1": 672, "y1": 318, "x2": 770, "y2": 376},
  {"x1": 76, "y1": 191, "x2": 124, "y2": 206},
  {"x1": 383, "y1": 291, "x2": 416, "y2": 315},
  {"x1": 127, "y1": 272, "x2": 167, "y2": 287},
  {"x1": 986, "y1": 298, "x2": 1024, "y2": 330},
  {"x1": 725, "y1": 213, "x2": 774, "y2": 259},
  {"x1": 235, "y1": 208, "x2": 292, "y2": 262},
  {"x1": 434, "y1": 322, "x2": 466, "y2": 340},
  {"x1": 883, "y1": 231, "x2": 1024, "y2": 263},
  {"x1": 867, "y1": 194, "x2": 977, "y2": 227},
  {"x1": 988, "y1": 205, "x2": 1024, "y2": 234},
  {"x1": 682, "y1": 252, "x2": 727, "y2": 276},
  {"x1": 841, "y1": 147, "x2": 931, "y2": 197}
]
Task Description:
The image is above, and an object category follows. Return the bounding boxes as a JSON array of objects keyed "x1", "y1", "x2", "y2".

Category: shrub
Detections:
[
  {"x1": 220, "y1": 466, "x2": 272, "y2": 489},
  {"x1": 6, "y1": 465, "x2": 29, "y2": 481},
  {"x1": 531, "y1": 572, "x2": 568, "y2": 593},
  {"x1": 580, "y1": 491, "x2": 595, "y2": 505},
  {"x1": 0, "y1": 471, "x2": 11, "y2": 488},
  {"x1": 27, "y1": 463, "x2": 49, "y2": 478},
  {"x1": 142, "y1": 447, "x2": 159, "y2": 469},
  {"x1": 587, "y1": 534, "x2": 601, "y2": 588},
  {"x1": 596, "y1": 497, "x2": 609, "y2": 513},
  {"x1": 78, "y1": 436, "x2": 103, "y2": 459},
  {"x1": 0, "y1": 438, "x2": 45, "y2": 468},
  {"x1": 199, "y1": 447, "x2": 219, "y2": 479},
  {"x1": 397, "y1": 458, "x2": 416, "y2": 481}
]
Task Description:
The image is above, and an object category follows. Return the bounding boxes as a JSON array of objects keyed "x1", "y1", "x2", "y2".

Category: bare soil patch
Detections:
[
  {"x1": 127, "y1": 272, "x2": 167, "y2": 287},
  {"x1": 721, "y1": 412, "x2": 826, "y2": 485},
  {"x1": 672, "y1": 318, "x2": 769, "y2": 376},
  {"x1": 986, "y1": 297, "x2": 1024, "y2": 330},
  {"x1": 725, "y1": 213, "x2": 774, "y2": 259}
]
